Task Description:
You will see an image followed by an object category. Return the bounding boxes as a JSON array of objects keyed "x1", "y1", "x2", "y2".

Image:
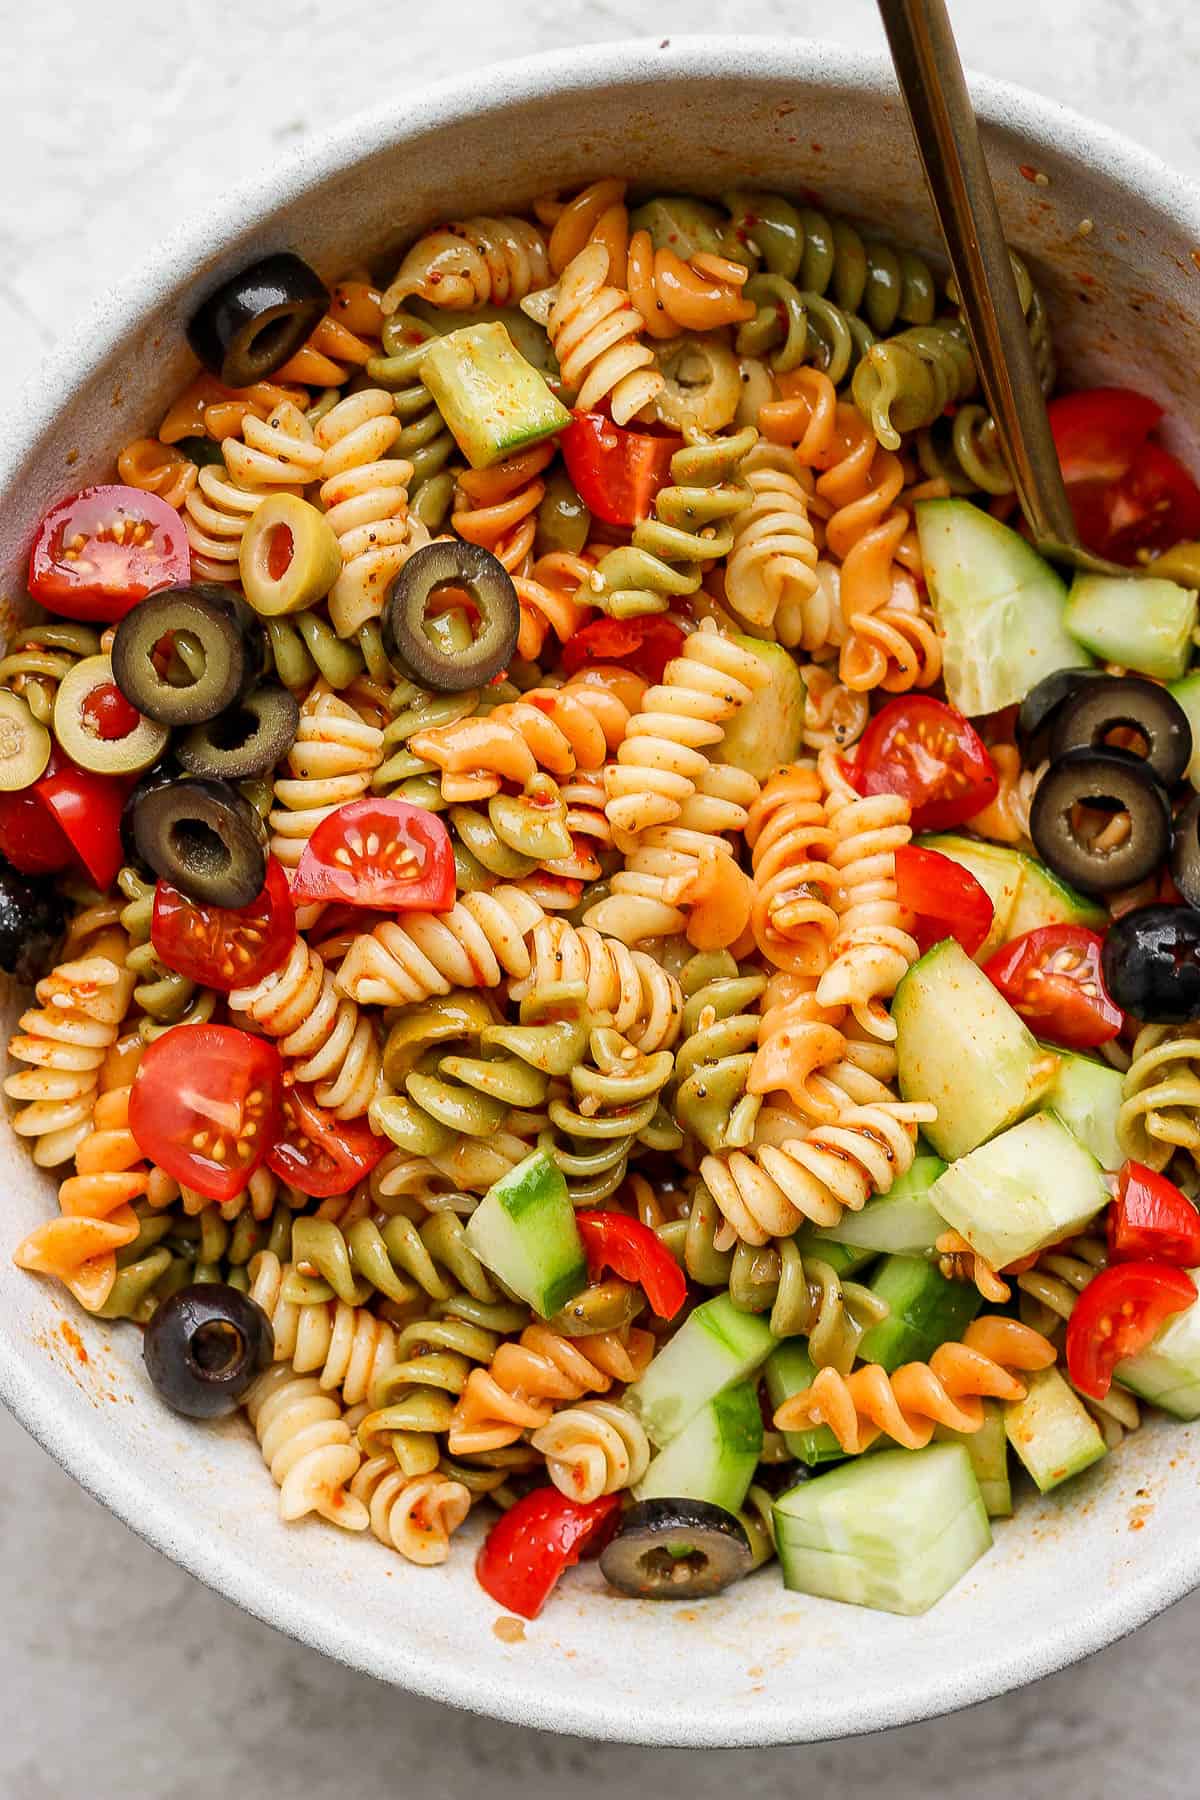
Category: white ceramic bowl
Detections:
[{"x1": 3, "y1": 34, "x2": 1200, "y2": 1748}]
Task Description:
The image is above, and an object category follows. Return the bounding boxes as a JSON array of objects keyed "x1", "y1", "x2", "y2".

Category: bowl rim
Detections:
[{"x1": 4, "y1": 32, "x2": 1200, "y2": 1746}]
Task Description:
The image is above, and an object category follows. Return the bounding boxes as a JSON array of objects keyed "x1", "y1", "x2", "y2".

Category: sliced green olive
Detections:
[
  {"x1": 131, "y1": 775, "x2": 268, "y2": 908},
  {"x1": 383, "y1": 541, "x2": 519, "y2": 691},
  {"x1": 176, "y1": 684, "x2": 300, "y2": 781},
  {"x1": 0, "y1": 691, "x2": 50, "y2": 790},
  {"x1": 656, "y1": 335, "x2": 743, "y2": 432},
  {"x1": 239, "y1": 493, "x2": 343, "y2": 617},
  {"x1": 111, "y1": 584, "x2": 265, "y2": 726},
  {"x1": 535, "y1": 465, "x2": 591, "y2": 556},
  {"x1": 53, "y1": 655, "x2": 169, "y2": 776}
]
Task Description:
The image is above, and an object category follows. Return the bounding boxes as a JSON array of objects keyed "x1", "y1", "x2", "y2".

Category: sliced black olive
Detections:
[
  {"x1": 0, "y1": 855, "x2": 65, "y2": 981},
  {"x1": 111, "y1": 584, "x2": 266, "y2": 727},
  {"x1": 53, "y1": 655, "x2": 169, "y2": 775},
  {"x1": 177, "y1": 683, "x2": 300, "y2": 781},
  {"x1": 1172, "y1": 794, "x2": 1200, "y2": 908},
  {"x1": 144, "y1": 1282, "x2": 274, "y2": 1418},
  {"x1": 1102, "y1": 903, "x2": 1200, "y2": 1024},
  {"x1": 599, "y1": 1499, "x2": 753, "y2": 1600},
  {"x1": 1049, "y1": 676, "x2": 1192, "y2": 789},
  {"x1": 383, "y1": 541, "x2": 519, "y2": 692},
  {"x1": 1030, "y1": 748, "x2": 1172, "y2": 895},
  {"x1": 187, "y1": 252, "x2": 329, "y2": 388},
  {"x1": 1017, "y1": 666, "x2": 1106, "y2": 763},
  {"x1": 120, "y1": 761, "x2": 181, "y2": 871},
  {"x1": 132, "y1": 774, "x2": 267, "y2": 907}
]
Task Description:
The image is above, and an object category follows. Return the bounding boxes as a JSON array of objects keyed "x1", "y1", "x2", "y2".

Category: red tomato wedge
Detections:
[
  {"x1": 290, "y1": 797, "x2": 455, "y2": 910},
  {"x1": 575, "y1": 1211, "x2": 688, "y2": 1320},
  {"x1": 0, "y1": 787, "x2": 74, "y2": 875},
  {"x1": 1047, "y1": 388, "x2": 1200, "y2": 564},
  {"x1": 894, "y1": 844, "x2": 995, "y2": 958},
  {"x1": 475, "y1": 1487, "x2": 621, "y2": 1619},
  {"x1": 850, "y1": 696, "x2": 998, "y2": 831},
  {"x1": 561, "y1": 616, "x2": 686, "y2": 686},
  {"x1": 129, "y1": 1024, "x2": 282, "y2": 1204},
  {"x1": 152, "y1": 858, "x2": 296, "y2": 993},
  {"x1": 559, "y1": 412, "x2": 681, "y2": 526},
  {"x1": 1065, "y1": 1260, "x2": 1196, "y2": 1400},
  {"x1": 266, "y1": 1083, "x2": 389, "y2": 1198},
  {"x1": 983, "y1": 924, "x2": 1122, "y2": 1049},
  {"x1": 28, "y1": 485, "x2": 191, "y2": 622},
  {"x1": 1108, "y1": 1162, "x2": 1200, "y2": 1266},
  {"x1": 35, "y1": 760, "x2": 129, "y2": 890}
]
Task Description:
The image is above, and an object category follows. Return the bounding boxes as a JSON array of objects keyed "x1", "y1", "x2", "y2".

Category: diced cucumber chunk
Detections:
[
  {"x1": 625, "y1": 1294, "x2": 776, "y2": 1446},
  {"x1": 713, "y1": 638, "x2": 804, "y2": 780},
  {"x1": 929, "y1": 1111, "x2": 1109, "y2": 1271},
  {"x1": 420, "y1": 321, "x2": 570, "y2": 469},
  {"x1": 936, "y1": 1400, "x2": 1011, "y2": 1517},
  {"x1": 789, "y1": 1236, "x2": 877, "y2": 1278},
  {"x1": 857, "y1": 1254, "x2": 981, "y2": 1372},
  {"x1": 916, "y1": 498, "x2": 1088, "y2": 717},
  {"x1": 774, "y1": 1443, "x2": 992, "y2": 1615},
  {"x1": 1065, "y1": 572, "x2": 1197, "y2": 682},
  {"x1": 1168, "y1": 672, "x2": 1200, "y2": 789},
  {"x1": 1005, "y1": 854, "x2": 1107, "y2": 937},
  {"x1": 765, "y1": 1342, "x2": 844, "y2": 1467},
  {"x1": 1043, "y1": 1047, "x2": 1124, "y2": 1171},
  {"x1": 635, "y1": 1381, "x2": 762, "y2": 1512},
  {"x1": 1117, "y1": 1270, "x2": 1200, "y2": 1417},
  {"x1": 464, "y1": 1149, "x2": 586, "y2": 1318},
  {"x1": 916, "y1": 834, "x2": 1022, "y2": 958},
  {"x1": 805, "y1": 1152, "x2": 947, "y2": 1255},
  {"x1": 894, "y1": 938, "x2": 1059, "y2": 1160},
  {"x1": 1005, "y1": 1364, "x2": 1106, "y2": 1491}
]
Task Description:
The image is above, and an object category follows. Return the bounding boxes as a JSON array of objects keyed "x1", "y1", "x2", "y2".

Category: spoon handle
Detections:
[{"x1": 876, "y1": 0, "x2": 1079, "y2": 555}]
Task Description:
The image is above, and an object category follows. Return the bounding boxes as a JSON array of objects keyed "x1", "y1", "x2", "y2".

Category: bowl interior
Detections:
[{"x1": 2, "y1": 38, "x2": 1200, "y2": 1747}]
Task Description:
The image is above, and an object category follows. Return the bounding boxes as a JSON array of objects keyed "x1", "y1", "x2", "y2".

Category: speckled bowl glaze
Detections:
[{"x1": 3, "y1": 35, "x2": 1200, "y2": 1747}]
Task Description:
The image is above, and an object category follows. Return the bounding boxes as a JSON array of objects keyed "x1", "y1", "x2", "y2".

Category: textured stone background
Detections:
[{"x1": 3, "y1": 1, "x2": 1200, "y2": 1793}]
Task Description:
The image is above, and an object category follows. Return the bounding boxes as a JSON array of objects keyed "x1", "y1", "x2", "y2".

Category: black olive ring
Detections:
[
  {"x1": 1029, "y1": 747, "x2": 1172, "y2": 896},
  {"x1": 383, "y1": 540, "x2": 520, "y2": 692}
]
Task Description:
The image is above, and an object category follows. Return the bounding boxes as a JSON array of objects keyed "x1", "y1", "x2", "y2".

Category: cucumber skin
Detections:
[
  {"x1": 1168, "y1": 673, "x2": 1200, "y2": 789},
  {"x1": 420, "y1": 322, "x2": 570, "y2": 470},
  {"x1": 936, "y1": 1401, "x2": 1012, "y2": 1518},
  {"x1": 1065, "y1": 572, "x2": 1197, "y2": 682},
  {"x1": 625, "y1": 1295, "x2": 776, "y2": 1447},
  {"x1": 765, "y1": 1342, "x2": 845, "y2": 1467},
  {"x1": 635, "y1": 1381, "x2": 763, "y2": 1512},
  {"x1": 713, "y1": 638, "x2": 805, "y2": 781},
  {"x1": 806, "y1": 1154, "x2": 946, "y2": 1256},
  {"x1": 1043, "y1": 1047, "x2": 1124, "y2": 1171},
  {"x1": 857, "y1": 1254, "x2": 982, "y2": 1373},
  {"x1": 463, "y1": 1149, "x2": 586, "y2": 1318}
]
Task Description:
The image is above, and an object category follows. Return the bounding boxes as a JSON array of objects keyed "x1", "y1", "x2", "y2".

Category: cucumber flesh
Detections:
[
  {"x1": 1005, "y1": 1364, "x2": 1106, "y2": 1491},
  {"x1": 806, "y1": 1152, "x2": 947, "y2": 1255},
  {"x1": 1117, "y1": 1271, "x2": 1200, "y2": 1417},
  {"x1": 1065, "y1": 571, "x2": 1197, "y2": 682},
  {"x1": 1043, "y1": 1047, "x2": 1124, "y2": 1171},
  {"x1": 765, "y1": 1342, "x2": 845, "y2": 1467},
  {"x1": 635, "y1": 1381, "x2": 762, "y2": 1512},
  {"x1": 916, "y1": 498, "x2": 1088, "y2": 717},
  {"x1": 916, "y1": 834, "x2": 1022, "y2": 958},
  {"x1": 625, "y1": 1294, "x2": 776, "y2": 1446},
  {"x1": 773, "y1": 1442, "x2": 992, "y2": 1615},
  {"x1": 420, "y1": 321, "x2": 570, "y2": 469},
  {"x1": 713, "y1": 637, "x2": 805, "y2": 780},
  {"x1": 1005, "y1": 855, "x2": 1107, "y2": 938},
  {"x1": 929, "y1": 1110, "x2": 1109, "y2": 1271},
  {"x1": 464, "y1": 1148, "x2": 586, "y2": 1317},
  {"x1": 936, "y1": 1400, "x2": 1012, "y2": 1517},
  {"x1": 894, "y1": 938, "x2": 1059, "y2": 1161},
  {"x1": 1168, "y1": 672, "x2": 1200, "y2": 790},
  {"x1": 857, "y1": 1253, "x2": 981, "y2": 1372}
]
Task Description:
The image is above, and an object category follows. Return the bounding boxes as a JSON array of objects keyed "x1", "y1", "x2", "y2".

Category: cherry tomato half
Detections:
[
  {"x1": 475, "y1": 1486, "x2": 621, "y2": 1619},
  {"x1": 1108, "y1": 1161, "x2": 1200, "y2": 1267},
  {"x1": 152, "y1": 858, "x2": 296, "y2": 993},
  {"x1": 28, "y1": 485, "x2": 191, "y2": 622},
  {"x1": 559, "y1": 412, "x2": 681, "y2": 526},
  {"x1": 851, "y1": 696, "x2": 998, "y2": 831},
  {"x1": 1047, "y1": 388, "x2": 1200, "y2": 564},
  {"x1": 35, "y1": 760, "x2": 129, "y2": 890},
  {"x1": 266, "y1": 1083, "x2": 389, "y2": 1198},
  {"x1": 561, "y1": 616, "x2": 686, "y2": 687},
  {"x1": 129, "y1": 1024, "x2": 282, "y2": 1204},
  {"x1": 983, "y1": 924, "x2": 1122, "y2": 1049},
  {"x1": 894, "y1": 844, "x2": 995, "y2": 958},
  {"x1": 0, "y1": 787, "x2": 74, "y2": 875},
  {"x1": 575, "y1": 1210, "x2": 688, "y2": 1320},
  {"x1": 290, "y1": 797, "x2": 456, "y2": 911},
  {"x1": 1065, "y1": 1260, "x2": 1196, "y2": 1400}
]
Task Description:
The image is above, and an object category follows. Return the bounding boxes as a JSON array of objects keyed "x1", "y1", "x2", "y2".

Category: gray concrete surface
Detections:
[{"x1": 3, "y1": 1, "x2": 1200, "y2": 1792}]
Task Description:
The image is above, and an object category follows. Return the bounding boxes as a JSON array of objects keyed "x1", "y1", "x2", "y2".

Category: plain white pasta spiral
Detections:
[
  {"x1": 4, "y1": 941, "x2": 135, "y2": 1168},
  {"x1": 336, "y1": 885, "x2": 546, "y2": 1007},
  {"x1": 182, "y1": 462, "x2": 272, "y2": 582},
  {"x1": 223, "y1": 400, "x2": 324, "y2": 486},
  {"x1": 532, "y1": 243, "x2": 663, "y2": 426},
  {"x1": 244, "y1": 1362, "x2": 369, "y2": 1530},
  {"x1": 248, "y1": 1250, "x2": 399, "y2": 1403},
  {"x1": 725, "y1": 444, "x2": 821, "y2": 638},
  {"x1": 381, "y1": 215, "x2": 551, "y2": 312},
  {"x1": 348, "y1": 1458, "x2": 471, "y2": 1564},
  {"x1": 530, "y1": 1400, "x2": 651, "y2": 1503},
  {"x1": 268, "y1": 690, "x2": 384, "y2": 870},
  {"x1": 508, "y1": 916, "x2": 684, "y2": 1051},
  {"x1": 230, "y1": 937, "x2": 381, "y2": 1118},
  {"x1": 315, "y1": 388, "x2": 428, "y2": 637}
]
